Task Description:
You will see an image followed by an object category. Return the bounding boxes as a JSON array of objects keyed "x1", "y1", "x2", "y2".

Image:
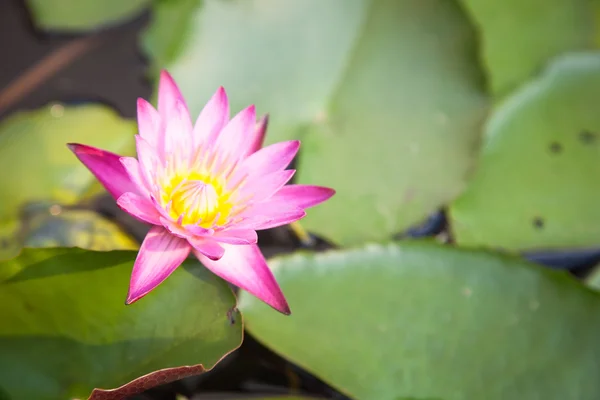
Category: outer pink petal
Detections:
[
  {"x1": 135, "y1": 135, "x2": 161, "y2": 184},
  {"x1": 137, "y1": 98, "x2": 162, "y2": 149},
  {"x1": 187, "y1": 237, "x2": 225, "y2": 260},
  {"x1": 194, "y1": 244, "x2": 290, "y2": 315},
  {"x1": 236, "y1": 203, "x2": 306, "y2": 230},
  {"x1": 126, "y1": 226, "x2": 191, "y2": 304},
  {"x1": 213, "y1": 229, "x2": 258, "y2": 244},
  {"x1": 215, "y1": 105, "x2": 256, "y2": 160},
  {"x1": 194, "y1": 86, "x2": 230, "y2": 148},
  {"x1": 117, "y1": 192, "x2": 161, "y2": 225},
  {"x1": 67, "y1": 143, "x2": 135, "y2": 201},
  {"x1": 120, "y1": 157, "x2": 150, "y2": 195},
  {"x1": 270, "y1": 184, "x2": 336, "y2": 209},
  {"x1": 234, "y1": 169, "x2": 295, "y2": 203},
  {"x1": 236, "y1": 140, "x2": 300, "y2": 178}
]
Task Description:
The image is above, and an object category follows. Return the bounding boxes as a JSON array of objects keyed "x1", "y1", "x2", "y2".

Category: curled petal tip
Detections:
[
  {"x1": 160, "y1": 69, "x2": 175, "y2": 82},
  {"x1": 125, "y1": 285, "x2": 148, "y2": 305},
  {"x1": 210, "y1": 86, "x2": 228, "y2": 107},
  {"x1": 258, "y1": 113, "x2": 269, "y2": 124},
  {"x1": 249, "y1": 114, "x2": 269, "y2": 154},
  {"x1": 124, "y1": 292, "x2": 140, "y2": 305},
  {"x1": 280, "y1": 304, "x2": 292, "y2": 316},
  {"x1": 323, "y1": 187, "x2": 336, "y2": 198}
]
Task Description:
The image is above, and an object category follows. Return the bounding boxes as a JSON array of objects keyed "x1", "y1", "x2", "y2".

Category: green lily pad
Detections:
[
  {"x1": 0, "y1": 206, "x2": 138, "y2": 261},
  {"x1": 0, "y1": 248, "x2": 242, "y2": 400},
  {"x1": 240, "y1": 241, "x2": 600, "y2": 400},
  {"x1": 459, "y1": 0, "x2": 596, "y2": 96},
  {"x1": 25, "y1": 0, "x2": 149, "y2": 31},
  {"x1": 449, "y1": 53, "x2": 600, "y2": 251},
  {"x1": 585, "y1": 264, "x2": 600, "y2": 291},
  {"x1": 0, "y1": 103, "x2": 135, "y2": 223},
  {"x1": 143, "y1": 0, "x2": 488, "y2": 245},
  {"x1": 295, "y1": 0, "x2": 488, "y2": 245},
  {"x1": 23, "y1": 208, "x2": 138, "y2": 250},
  {"x1": 0, "y1": 219, "x2": 21, "y2": 263}
]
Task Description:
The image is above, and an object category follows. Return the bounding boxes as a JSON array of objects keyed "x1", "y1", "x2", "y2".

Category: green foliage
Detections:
[
  {"x1": 0, "y1": 248, "x2": 242, "y2": 399},
  {"x1": 240, "y1": 242, "x2": 600, "y2": 400},
  {"x1": 8, "y1": 0, "x2": 600, "y2": 398},
  {"x1": 450, "y1": 53, "x2": 600, "y2": 250},
  {"x1": 460, "y1": 0, "x2": 596, "y2": 96},
  {"x1": 25, "y1": 0, "x2": 149, "y2": 31}
]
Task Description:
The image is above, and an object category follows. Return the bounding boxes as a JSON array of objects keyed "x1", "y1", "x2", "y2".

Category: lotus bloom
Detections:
[{"x1": 68, "y1": 71, "x2": 334, "y2": 314}]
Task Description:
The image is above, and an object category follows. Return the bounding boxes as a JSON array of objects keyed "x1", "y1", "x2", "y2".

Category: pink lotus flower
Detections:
[{"x1": 68, "y1": 71, "x2": 334, "y2": 315}]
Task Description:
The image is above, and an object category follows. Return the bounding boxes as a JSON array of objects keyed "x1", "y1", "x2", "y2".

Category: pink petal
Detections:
[
  {"x1": 163, "y1": 98, "x2": 193, "y2": 159},
  {"x1": 157, "y1": 70, "x2": 188, "y2": 118},
  {"x1": 126, "y1": 226, "x2": 191, "y2": 304},
  {"x1": 236, "y1": 203, "x2": 306, "y2": 230},
  {"x1": 160, "y1": 216, "x2": 214, "y2": 239},
  {"x1": 135, "y1": 135, "x2": 161, "y2": 184},
  {"x1": 194, "y1": 86, "x2": 230, "y2": 148},
  {"x1": 234, "y1": 169, "x2": 295, "y2": 204},
  {"x1": 215, "y1": 105, "x2": 256, "y2": 160},
  {"x1": 194, "y1": 244, "x2": 290, "y2": 315},
  {"x1": 137, "y1": 98, "x2": 162, "y2": 150},
  {"x1": 236, "y1": 140, "x2": 300, "y2": 178},
  {"x1": 120, "y1": 157, "x2": 150, "y2": 195},
  {"x1": 270, "y1": 184, "x2": 336, "y2": 209},
  {"x1": 213, "y1": 229, "x2": 258, "y2": 244},
  {"x1": 187, "y1": 237, "x2": 225, "y2": 260},
  {"x1": 244, "y1": 114, "x2": 268, "y2": 156},
  {"x1": 157, "y1": 71, "x2": 193, "y2": 159},
  {"x1": 67, "y1": 143, "x2": 135, "y2": 201},
  {"x1": 117, "y1": 192, "x2": 161, "y2": 225},
  {"x1": 184, "y1": 224, "x2": 216, "y2": 237}
]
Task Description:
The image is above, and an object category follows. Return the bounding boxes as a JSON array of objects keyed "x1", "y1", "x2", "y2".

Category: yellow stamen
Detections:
[
  {"x1": 161, "y1": 172, "x2": 233, "y2": 227},
  {"x1": 289, "y1": 221, "x2": 314, "y2": 246}
]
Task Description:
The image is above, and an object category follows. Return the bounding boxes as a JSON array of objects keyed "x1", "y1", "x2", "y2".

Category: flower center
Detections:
[{"x1": 170, "y1": 179, "x2": 221, "y2": 226}]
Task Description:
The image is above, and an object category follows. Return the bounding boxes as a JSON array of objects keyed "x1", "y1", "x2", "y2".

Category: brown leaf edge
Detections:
[
  {"x1": 87, "y1": 365, "x2": 206, "y2": 400},
  {"x1": 87, "y1": 308, "x2": 244, "y2": 400}
]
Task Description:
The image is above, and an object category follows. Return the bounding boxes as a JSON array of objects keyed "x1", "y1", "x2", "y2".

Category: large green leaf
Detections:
[
  {"x1": 25, "y1": 0, "x2": 149, "y2": 31},
  {"x1": 0, "y1": 104, "x2": 135, "y2": 222},
  {"x1": 143, "y1": 0, "x2": 488, "y2": 246},
  {"x1": 459, "y1": 0, "x2": 596, "y2": 96},
  {"x1": 240, "y1": 241, "x2": 600, "y2": 400},
  {"x1": 0, "y1": 248, "x2": 242, "y2": 400},
  {"x1": 449, "y1": 53, "x2": 600, "y2": 251}
]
